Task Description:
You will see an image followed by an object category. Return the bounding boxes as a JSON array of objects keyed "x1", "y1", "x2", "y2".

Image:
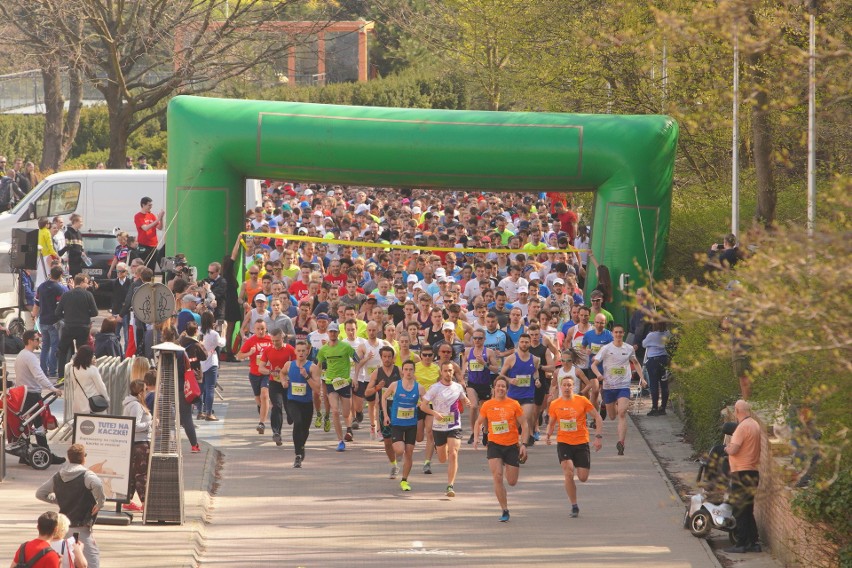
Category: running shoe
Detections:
[
  {"x1": 533, "y1": 431, "x2": 541, "y2": 441},
  {"x1": 197, "y1": 412, "x2": 207, "y2": 421},
  {"x1": 499, "y1": 510, "x2": 510, "y2": 522},
  {"x1": 356, "y1": 411, "x2": 364, "y2": 424},
  {"x1": 390, "y1": 465, "x2": 400, "y2": 479},
  {"x1": 344, "y1": 428, "x2": 354, "y2": 442},
  {"x1": 206, "y1": 413, "x2": 219, "y2": 421},
  {"x1": 336, "y1": 441, "x2": 346, "y2": 452},
  {"x1": 657, "y1": 409, "x2": 667, "y2": 416},
  {"x1": 467, "y1": 433, "x2": 475, "y2": 445},
  {"x1": 616, "y1": 441, "x2": 625, "y2": 455},
  {"x1": 273, "y1": 433, "x2": 283, "y2": 446},
  {"x1": 647, "y1": 408, "x2": 660, "y2": 416},
  {"x1": 123, "y1": 502, "x2": 143, "y2": 513},
  {"x1": 351, "y1": 420, "x2": 360, "y2": 430},
  {"x1": 371, "y1": 426, "x2": 378, "y2": 440},
  {"x1": 323, "y1": 415, "x2": 331, "y2": 432},
  {"x1": 423, "y1": 461, "x2": 432, "y2": 475},
  {"x1": 314, "y1": 413, "x2": 322, "y2": 428},
  {"x1": 589, "y1": 419, "x2": 597, "y2": 430},
  {"x1": 191, "y1": 445, "x2": 201, "y2": 453},
  {"x1": 257, "y1": 422, "x2": 265, "y2": 434},
  {"x1": 446, "y1": 485, "x2": 455, "y2": 498},
  {"x1": 400, "y1": 480, "x2": 412, "y2": 492},
  {"x1": 570, "y1": 505, "x2": 580, "y2": 518},
  {"x1": 294, "y1": 455, "x2": 303, "y2": 468}
]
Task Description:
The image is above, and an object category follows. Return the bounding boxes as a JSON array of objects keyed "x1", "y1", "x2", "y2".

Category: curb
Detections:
[{"x1": 189, "y1": 442, "x2": 223, "y2": 568}]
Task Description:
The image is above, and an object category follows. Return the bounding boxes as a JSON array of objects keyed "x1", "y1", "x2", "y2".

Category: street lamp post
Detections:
[
  {"x1": 807, "y1": 0, "x2": 817, "y2": 236},
  {"x1": 731, "y1": 20, "x2": 740, "y2": 238}
]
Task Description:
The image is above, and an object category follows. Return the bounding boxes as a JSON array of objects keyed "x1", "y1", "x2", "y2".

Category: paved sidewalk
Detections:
[
  {"x1": 198, "y1": 365, "x2": 721, "y2": 567},
  {"x1": 2, "y1": 356, "x2": 783, "y2": 567}
]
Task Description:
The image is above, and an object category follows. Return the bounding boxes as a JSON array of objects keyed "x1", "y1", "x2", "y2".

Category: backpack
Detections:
[{"x1": 14, "y1": 541, "x2": 59, "y2": 568}]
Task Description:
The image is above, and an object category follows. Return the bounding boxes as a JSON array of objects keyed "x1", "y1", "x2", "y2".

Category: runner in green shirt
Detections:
[{"x1": 317, "y1": 322, "x2": 359, "y2": 450}]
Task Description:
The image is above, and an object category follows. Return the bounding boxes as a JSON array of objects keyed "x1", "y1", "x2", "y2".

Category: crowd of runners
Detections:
[{"x1": 174, "y1": 182, "x2": 661, "y2": 522}]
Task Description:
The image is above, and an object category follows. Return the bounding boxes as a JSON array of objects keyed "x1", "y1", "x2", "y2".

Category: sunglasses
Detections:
[{"x1": 421, "y1": 353, "x2": 434, "y2": 357}]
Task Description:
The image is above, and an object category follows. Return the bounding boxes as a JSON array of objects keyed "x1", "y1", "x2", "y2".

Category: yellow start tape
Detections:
[{"x1": 241, "y1": 231, "x2": 584, "y2": 255}]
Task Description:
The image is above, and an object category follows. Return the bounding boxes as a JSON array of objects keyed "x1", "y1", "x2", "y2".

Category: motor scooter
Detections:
[{"x1": 684, "y1": 421, "x2": 741, "y2": 545}]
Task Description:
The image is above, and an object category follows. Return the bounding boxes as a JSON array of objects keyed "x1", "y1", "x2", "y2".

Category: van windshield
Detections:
[{"x1": 8, "y1": 178, "x2": 46, "y2": 214}]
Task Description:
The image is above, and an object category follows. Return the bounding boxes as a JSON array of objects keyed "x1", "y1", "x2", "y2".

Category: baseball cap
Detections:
[
  {"x1": 553, "y1": 277, "x2": 565, "y2": 285},
  {"x1": 517, "y1": 286, "x2": 530, "y2": 294},
  {"x1": 442, "y1": 322, "x2": 455, "y2": 331},
  {"x1": 406, "y1": 275, "x2": 419, "y2": 283},
  {"x1": 303, "y1": 189, "x2": 314, "y2": 196},
  {"x1": 316, "y1": 313, "x2": 330, "y2": 320},
  {"x1": 328, "y1": 322, "x2": 340, "y2": 332},
  {"x1": 412, "y1": 206, "x2": 422, "y2": 215},
  {"x1": 435, "y1": 267, "x2": 447, "y2": 278},
  {"x1": 253, "y1": 293, "x2": 267, "y2": 304},
  {"x1": 268, "y1": 219, "x2": 278, "y2": 228},
  {"x1": 182, "y1": 294, "x2": 200, "y2": 303},
  {"x1": 529, "y1": 272, "x2": 540, "y2": 281},
  {"x1": 354, "y1": 204, "x2": 370, "y2": 215}
]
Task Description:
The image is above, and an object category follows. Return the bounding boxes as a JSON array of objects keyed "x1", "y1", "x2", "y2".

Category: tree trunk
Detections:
[
  {"x1": 104, "y1": 87, "x2": 131, "y2": 169},
  {"x1": 60, "y1": 66, "x2": 84, "y2": 165},
  {"x1": 751, "y1": 90, "x2": 775, "y2": 226},
  {"x1": 746, "y1": 10, "x2": 776, "y2": 227},
  {"x1": 39, "y1": 60, "x2": 65, "y2": 172}
]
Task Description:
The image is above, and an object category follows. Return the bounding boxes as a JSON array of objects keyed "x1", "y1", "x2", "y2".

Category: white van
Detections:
[
  {"x1": 0, "y1": 169, "x2": 263, "y2": 244},
  {"x1": 0, "y1": 169, "x2": 167, "y2": 243}
]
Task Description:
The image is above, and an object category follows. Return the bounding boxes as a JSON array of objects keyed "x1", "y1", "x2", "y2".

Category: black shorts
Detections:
[
  {"x1": 377, "y1": 406, "x2": 392, "y2": 439},
  {"x1": 391, "y1": 425, "x2": 417, "y2": 446},
  {"x1": 534, "y1": 377, "x2": 551, "y2": 405},
  {"x1": 432, "y1": 429, "x2": 463, "y2": 447},
  {"x1": 323, "y1": 382, "x2": 352, "y2": 399},
  {"x1": 487, "y1": 441, "x2": 520, "y2": 467},
  {"x1": 468, "y1": 383, "x2": 492, "y2": 403},
  {"x1": 557, "y1": 442, "x2": 591, "y2": 469},
  {"x1": 417, "y1": 404, "x2": 432, "y2": 421},
  {"x1": 352, "y1": 381, "x2": 377, "y2": 402}
]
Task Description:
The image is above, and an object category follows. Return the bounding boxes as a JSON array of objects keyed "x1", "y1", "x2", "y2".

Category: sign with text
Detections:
[{"x1": 73, "y1": 414, "x2": 136, "y2": 503}]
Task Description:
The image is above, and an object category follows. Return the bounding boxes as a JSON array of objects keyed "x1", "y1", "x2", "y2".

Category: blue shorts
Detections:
[
  {"x1": 602, "y1": 388, "x2": 631, "y2": 405},
  {"x1": 249, "y1": 374, "x2": 270, "y2": 396}
]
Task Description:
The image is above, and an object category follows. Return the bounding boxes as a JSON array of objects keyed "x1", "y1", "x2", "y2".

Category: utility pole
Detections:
[
  {"x1": 731, "y1": 20, "x2": 740, "y2": 238},
  {"x1": 807, "y1": 0, "x2": 817, "y2": 236}
]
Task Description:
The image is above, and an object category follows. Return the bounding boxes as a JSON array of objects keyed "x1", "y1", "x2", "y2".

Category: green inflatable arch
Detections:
[{"x1": 167, "y1": 95, "x2": 678, "y2": 322}]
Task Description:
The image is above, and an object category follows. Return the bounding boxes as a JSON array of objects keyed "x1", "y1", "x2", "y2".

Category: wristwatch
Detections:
[{"x1": 595, "y1": 434, "x2": 603, "y2": 439}]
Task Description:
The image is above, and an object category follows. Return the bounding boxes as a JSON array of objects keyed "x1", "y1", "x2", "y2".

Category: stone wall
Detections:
[{"x1": 754, "y1": 436, "x2": 839, "y2": 568}]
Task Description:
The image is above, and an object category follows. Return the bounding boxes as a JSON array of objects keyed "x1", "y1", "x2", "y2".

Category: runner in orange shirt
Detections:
[
  {"x1": 546, "y1": 375, "x2": 603, "y2": 518},
  {"x1": 474, "y1": 376, "x2": 528, "y2": 522}
]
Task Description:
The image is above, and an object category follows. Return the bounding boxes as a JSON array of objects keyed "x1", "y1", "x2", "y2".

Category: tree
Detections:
[
  {"x1": 6, "y1": 0, "x2": 340, "y2": 169},
  {"x1": 0, "y1": 1, "x2": 86, "y2": 171}
]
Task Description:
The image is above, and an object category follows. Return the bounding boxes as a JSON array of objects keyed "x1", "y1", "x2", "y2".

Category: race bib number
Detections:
[
  {"x1": 469, "y1": 360, "x2": 485, "y2": 372},
  {"x1": 291, "y1": 383, "x2": 307, "y2": 396},
  {"x1": 560, "y1": 418, "x2": 578, "y2": 432},
  {"x1": 591, "y1": 343, "x2": 602, "y2": 354},
  {"x1": 367, "y1": 366, "x2": 378, "y2": 377},
  {"x1": 396, "y1": 407, "x2": 415, "y2": 420},
  {"x1": 515, "y1": 375, "x2": 531, "y2": 387},
  {"x1": 438, "y1": 414, "x2": 455, "y2": 425},
  {"x1": 491, "y1": 420, "x2": 509, "y2": 435},
  {"x1": 331, "y1": 377, "x2": 349, "y2": 391},
  {"x1": 612, "y1": 367, "x2": 626, "y2": 376}
]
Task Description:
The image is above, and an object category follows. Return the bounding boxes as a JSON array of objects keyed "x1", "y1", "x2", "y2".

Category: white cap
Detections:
[
  {"x1": 313, "y1": 210, "x2": 323, "y2": 216},
  {"x1": 517, "y1": 286, "x2": 530, "y2": 294},
  {"x1": 553, "y1": 278, "x2": 565, "y2": 285},
  {"x1": 303, "y1": 189, "x2": 313, "y2": 196},
  {"x1": 442, "y1": 322, "x2": 455, "y2": 331},
  {"x1": 406, "y1": 274, "x2": 419, "y2": 283},
  {"x1": 354, "y1": 204, "x2": 370, "y2": 215},
  {"x1": 253, "y1": 293, "x2": 268, "y2": 304},
  {"x1": 412, "y1": 206, "x2": 422, "y2": 215},
  {"x1": 435, "y1": 267, "x2": 447, "y2": 277},
  {"x1": 529, "y1": 272, "x2": 540, "y2": 281}
]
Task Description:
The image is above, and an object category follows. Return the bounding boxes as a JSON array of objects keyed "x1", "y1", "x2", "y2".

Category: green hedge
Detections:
[
  {"x1": 669, "y1": 319, "x2": 741, "y2": 450},
  {"x1": 242, "y1": 69, "x2": 471, "y2": 110},
  {"x1": 0, "y1": 114, "x2": 44, "y2": 165}
]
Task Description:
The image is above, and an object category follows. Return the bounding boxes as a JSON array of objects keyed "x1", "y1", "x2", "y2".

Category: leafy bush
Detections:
[
  {"x1": 793, "y1": 466, "x2": 852, "y2": 566},
  {"x1": 669, "y1": 319, "x2": 740, "y2": 450},
  {"x1": 0, "y1": 114, "x2": 44, "y2": 164}
]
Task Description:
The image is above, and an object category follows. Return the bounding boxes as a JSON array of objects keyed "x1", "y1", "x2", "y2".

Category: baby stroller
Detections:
[{"x1": 2, "y1": 385, "x2": 60, "y2": 470}]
